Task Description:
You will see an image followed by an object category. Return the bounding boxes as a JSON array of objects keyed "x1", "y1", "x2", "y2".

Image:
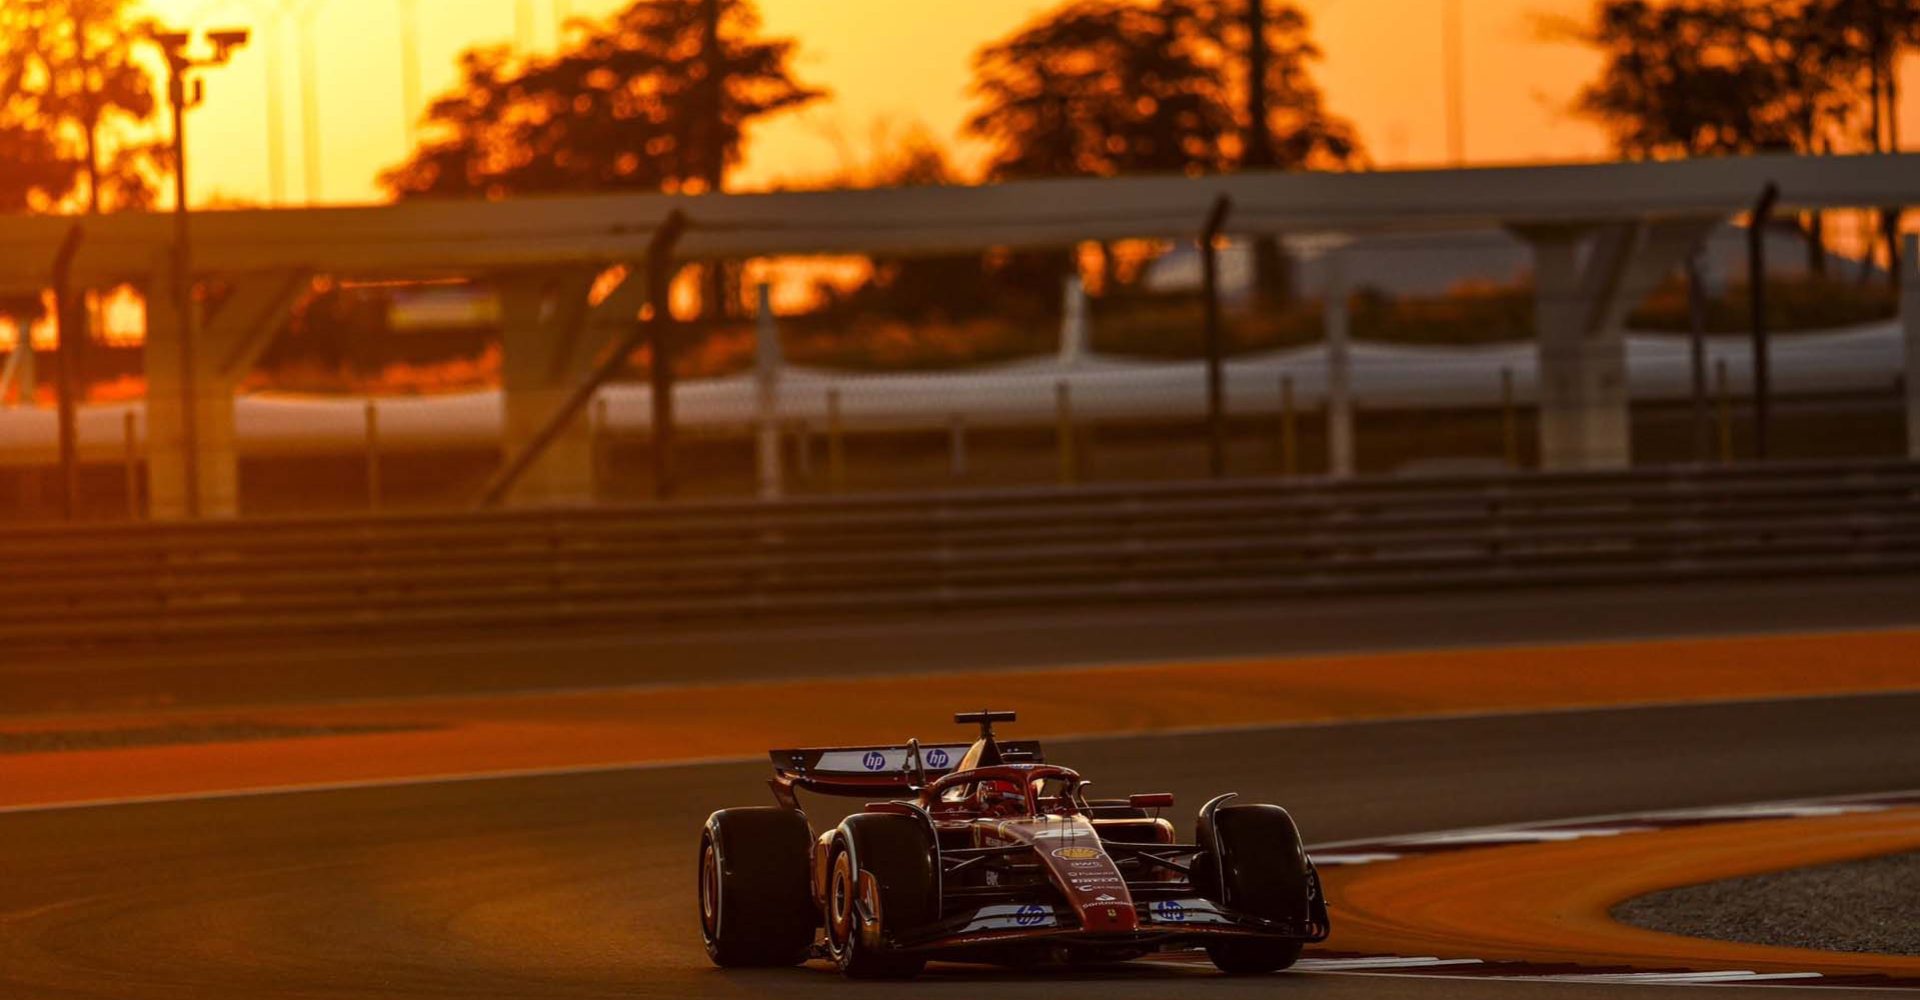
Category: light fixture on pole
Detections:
[{"x1": 151, "y1": 24, "x2": 249, "y2": 519}]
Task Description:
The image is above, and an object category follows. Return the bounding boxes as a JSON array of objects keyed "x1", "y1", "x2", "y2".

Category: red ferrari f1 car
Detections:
[{"x1": 698, "y1": 711, "x2": 1329, "y2": 979}]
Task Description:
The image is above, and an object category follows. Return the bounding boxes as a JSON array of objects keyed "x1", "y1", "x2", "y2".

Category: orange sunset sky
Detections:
[{"x1": 138, "y1": 0, "x2": 1920, "y2": 208}]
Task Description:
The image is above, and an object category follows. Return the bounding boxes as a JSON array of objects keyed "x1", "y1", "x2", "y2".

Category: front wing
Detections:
[{"x1": 893, "y1": 887, "x2": 1330, "y2": 955}]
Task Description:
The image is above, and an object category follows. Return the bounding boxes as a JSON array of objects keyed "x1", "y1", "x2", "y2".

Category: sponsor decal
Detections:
[
  {"x1": 1094, "y1": 893, "x2": 1118, "y2": 902},
  {"x1": 861, "y1": 751, "x2": 886, "y2": 771},
  {"x1": 1152, "y1": 900, "x2": 1186, "y2": 923},
  {"x1": 1051, "y1": 847, "x2": 1101, "y2": 861},
  {"x1": 1068, "y1": 860, "x2": 1104, "y2": 869},
  {"x1": 1014, "y1": 904, "x2": 1046, "y2": 927},
  {"x1": 925, "y1": 747, "x2": 950, "y2": 768}
]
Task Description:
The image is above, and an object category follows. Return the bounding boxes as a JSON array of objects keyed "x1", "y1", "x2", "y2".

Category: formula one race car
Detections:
[{"x1": 697, "y1": 711, "x2": 1329, "y2": 979}]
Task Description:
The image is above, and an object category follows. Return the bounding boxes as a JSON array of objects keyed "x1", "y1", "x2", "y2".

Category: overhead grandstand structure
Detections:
[{"x1": 1, "y1": 153, "x2": 1918, "y2": 516}]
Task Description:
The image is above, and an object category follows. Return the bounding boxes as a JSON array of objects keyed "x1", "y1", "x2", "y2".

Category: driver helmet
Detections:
[{"x1": 979, "y1": 779, "x2": 1025, "y2": 817}]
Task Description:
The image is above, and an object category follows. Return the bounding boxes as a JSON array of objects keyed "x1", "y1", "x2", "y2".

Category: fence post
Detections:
[
  {"x1": 364, "y1": 400, "x2": 381, "y2": 509},
  {"x1": 1201, "y1": 195, "x2": 1232, "y2": 478},
  {"x1": 592, "y1": 396, "x2": 609, "y2": 500},
  {"x1": 1059, "y1": 275, "x2": 1090, "y2": 367},
  {"x1": 1279, "y1": 373, "x2": 1297, "y2": 477},
  {"x1": 1747, "y1": 182, "x2": 1779, "y2": 461},
  {"x1": 123, "y1": 409, "x2": 140, "y2": 518},
  {"x1": 1903, "y1": 234, "x2": 1918, "y2": 459},
  {"x1": 1715, "y1": 358, "x2": 1733, "y2": 464},
  {"x1": 791, "y1": 420, "x2": 813, "y2": 482},
  {"x1": 754, "y1": 282, "x2": 784, "y2": 500},
  {"x1": 826, "y1": 387, "x2": 845, "y2": 493},
  {"x1": 1500, "y1": 366, "x2": 1518, "y2": 469},
  {"x1": 1686, "y1": 248, "x2": 1712, "y2": 463},
  {"x1": 50, "y1": 223, "x2": 84, "y2": 520},
  {"x1": 949, "y1": 413, "x2": 968, "y2": 480},
  {"x1": 1324, "y1": 249, "x2": 1355, "y2": 478},
  {"x1": 1055, "y1": 380, "x2": 1077, "y2": 486}
]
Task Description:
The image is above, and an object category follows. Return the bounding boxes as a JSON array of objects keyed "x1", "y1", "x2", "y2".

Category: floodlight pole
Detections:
[
  {"x1": 155, "y1": 27, "x2": 247, "y2": 518},
  {"x1": 162, "y1": 41, "x2": 200, "y2": 518}
]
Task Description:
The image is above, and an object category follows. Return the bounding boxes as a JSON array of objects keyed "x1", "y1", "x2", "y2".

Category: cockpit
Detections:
[{"x1": 927, "y1": 764, "x2": 1087, "y2": 818}]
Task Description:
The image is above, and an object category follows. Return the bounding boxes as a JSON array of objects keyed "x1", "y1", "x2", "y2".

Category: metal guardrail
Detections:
[{"x1": 5, "y1": 459, "x2": 1917, "y2": 650}]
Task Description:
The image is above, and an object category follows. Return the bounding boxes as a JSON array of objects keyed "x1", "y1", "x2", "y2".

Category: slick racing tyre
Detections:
[
  {"x1": 825, "y1": 814, "x2": 936, "y2": 980},
  {"x1": 698, "y1": 807, "x2": 815, "y2": 967},
  {"x1": 1196, "y1": 804, "x2": 1312, "y2": 975}
]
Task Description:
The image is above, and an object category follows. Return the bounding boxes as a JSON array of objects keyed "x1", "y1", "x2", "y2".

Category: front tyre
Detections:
[
  {"x1": 1206, "y1": 937, "x2": 1304, "y2": 975},
  {"x1": 1199, "y1": 804, "x2": 1315, "y2": 975},
  {"x1": 698, "y1": 807, "x2": 815, "y2": 967},
  {"x1": 825, "y1": 814, "x2": 935, "y2": 979}
]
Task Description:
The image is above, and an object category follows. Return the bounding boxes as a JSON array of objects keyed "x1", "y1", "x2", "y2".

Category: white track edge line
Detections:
[{"x1": 0, "y1": 753, "x2": 763, "y2": 817}]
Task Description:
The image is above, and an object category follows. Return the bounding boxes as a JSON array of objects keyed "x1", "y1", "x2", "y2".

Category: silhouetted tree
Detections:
[
  {"x1": 967, "y1": 0, "x2": 1233, "y2": 180},
  {"x1": 966, "y1": 0, "x2": 1357, "y2": 181},
  {"x1": 381, "y1": 0, "x2": 823, "y2": 198},
  {"x1": 1193, "y1": 0, "x2": 1361, "y2": 169},
  {"x1": 1814, "y1": 0, "x2": 1920, "y2": 150},
  {"x1": 1569, "y1": 0, "x2": 1920, "y2": 278},
  {"x1": 967, "y1": 0, "x2": 1356, "y2": 305},
  {"x1": 1808, "y1": 0, "x2": 1920, "y2": 279},
  {"x1": 0, "y1": 0, "x2": 161, "y2": 212},
  {"x1": 1201, "y1": 0, "x2": 1360, "y2": 303},
  {"x1": 1570, "y1": 1, "x2": 1865, "y2": 159}
]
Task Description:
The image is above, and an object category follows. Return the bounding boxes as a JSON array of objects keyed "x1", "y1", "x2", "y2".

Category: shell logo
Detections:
[{"x1": 1051, "y1": 847, "x2": 1101, "y2": 861}]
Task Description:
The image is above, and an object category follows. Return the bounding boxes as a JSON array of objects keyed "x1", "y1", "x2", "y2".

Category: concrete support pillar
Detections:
[
  {"x1": 1904, "y1": 234, "x2": 1919, "y2": 458},
  {"x1": 1323, "y1": 250, "x2": 1354, "y2": 478},
  {"x1": 1529, "y1": 229, "x2": 1629, "y2": 471},
  {"x1": 498, "y1": 266, "x2": 644, "y2": 506},
  {"x1": 1519, "y1": 217, "x2": 1721, "y2": 471},
  {"x1": 143, "y1": 267, "x2": 307, "y2": 519}
]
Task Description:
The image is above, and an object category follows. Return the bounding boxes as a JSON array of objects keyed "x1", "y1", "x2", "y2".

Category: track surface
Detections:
[
  {"x1": 6, "y1": 693, "x2": 1920, "y2": 1000},
  {"x1": 6, "y1": 577, "x2": 1918, "y2": 999}
]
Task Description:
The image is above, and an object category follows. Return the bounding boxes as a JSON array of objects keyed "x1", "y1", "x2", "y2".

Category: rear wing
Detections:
[{"x1": 769, "y1": 740, "x2": 1046, "y2": 802}]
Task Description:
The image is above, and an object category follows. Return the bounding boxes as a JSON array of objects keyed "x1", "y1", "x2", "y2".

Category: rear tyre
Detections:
[
  {"x1": 1199, "y1": 804, "x2": 1313, "y2": 975},
  {"x1": 699, "y1": 807, "x2": 815, "y2": 968},
  {"x1": 826, "y1": 814, "x2": 935, "y2": 980}
]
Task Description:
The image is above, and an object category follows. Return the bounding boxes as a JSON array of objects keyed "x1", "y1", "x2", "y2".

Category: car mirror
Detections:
[{"x1": 1129, "y1": 793, "x2": 1174, "y2": 810}]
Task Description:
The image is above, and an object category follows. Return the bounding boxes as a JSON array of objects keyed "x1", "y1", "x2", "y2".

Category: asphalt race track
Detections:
[
  {"x1": 5, "y1": 576, "x2": 1920, "y2": 999},
  {"x1": 4, "y1": 692, "x2": 1919, "y2": 999}
]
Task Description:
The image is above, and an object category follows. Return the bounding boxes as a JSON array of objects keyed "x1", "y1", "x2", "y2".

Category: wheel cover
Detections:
[
  {"x1": 698, "y1": 841, "x2": 720, "y2": 940},
  {"x1": 828, "y1": 851, "x2": 855, "y2": 954}
]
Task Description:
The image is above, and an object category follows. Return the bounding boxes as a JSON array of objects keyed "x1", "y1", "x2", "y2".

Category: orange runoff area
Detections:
[
  {"x1": 3, "y1": 628, "x2": 1919, "y2": 811},
  {"x1": 1325, "y1": 807, "x2": 1920, "y2": 976}
]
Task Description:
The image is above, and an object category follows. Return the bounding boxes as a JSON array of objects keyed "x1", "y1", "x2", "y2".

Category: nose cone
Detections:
[
  {"x1": 1007, "y1": 817, "x2": 1140, "y2": 934},
  {"x1": 1079, "y1": 897, "x2": 1140, "y2": 933}
]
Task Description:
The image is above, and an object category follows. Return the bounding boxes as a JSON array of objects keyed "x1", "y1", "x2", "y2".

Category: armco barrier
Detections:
[{"x1": 3, "y1": 459, "x2": 1917, "y2": 650}]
